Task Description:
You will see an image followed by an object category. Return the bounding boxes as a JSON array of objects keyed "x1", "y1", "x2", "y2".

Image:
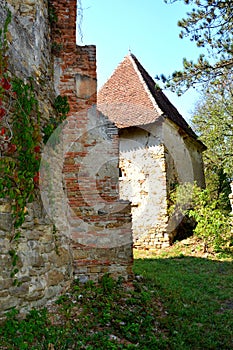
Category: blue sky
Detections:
[{"x1": 78, "y1": 0, "x2": 204, "y2": 121}]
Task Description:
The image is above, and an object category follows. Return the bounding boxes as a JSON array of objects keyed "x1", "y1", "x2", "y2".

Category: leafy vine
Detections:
[
  {"x1": 0, "y1": 8, "x2": 70, "y2": 284},
  {"x1": 0, "y1": 10, "x2": 70, "y2": 229}
]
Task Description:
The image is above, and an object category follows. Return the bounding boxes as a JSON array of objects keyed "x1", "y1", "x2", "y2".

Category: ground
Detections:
[{"x1": 0, "y1": 237, "x2": 232, "y2": 349}]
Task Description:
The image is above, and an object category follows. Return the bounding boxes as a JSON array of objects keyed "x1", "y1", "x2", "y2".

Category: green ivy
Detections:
[
  {"x1": 48, "y1": 1, "x2": 58, "y2": 24},
  {"x1": 0, "y1": 78, "x2": 41, "y2": 228},
  {"x1": 43, "y1": 94, "x2": 69, "y2": 143},
  {"x1": 0, "y1": 8, "x2": 70, "y2": 284}
]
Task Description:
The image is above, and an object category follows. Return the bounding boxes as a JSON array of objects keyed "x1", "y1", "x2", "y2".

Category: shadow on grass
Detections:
[{"x1": 133, "y1": 255, "x2": 233, "y2": 350}]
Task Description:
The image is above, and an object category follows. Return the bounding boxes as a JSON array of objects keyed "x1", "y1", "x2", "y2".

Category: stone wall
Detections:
[
  {"x1": 163, "y1": 119, "x2": 205, "y2": 187},
  {"x1": 0, "y1": 0, "x2": 133, "y2": 318},
  {"x1": 1, "y1": 0, "x2": 54, "y2": 123},
  {"x1": 0, "y1": 0, "x2": 69, "y2": 319},
  {"x1": 0, "y1": 199, "x2": 72, "y2": 315}
]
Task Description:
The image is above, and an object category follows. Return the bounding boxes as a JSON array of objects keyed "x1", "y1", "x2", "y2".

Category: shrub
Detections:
[{"x1": 170, "y1": 183, "x2": 232, "y2": 251}]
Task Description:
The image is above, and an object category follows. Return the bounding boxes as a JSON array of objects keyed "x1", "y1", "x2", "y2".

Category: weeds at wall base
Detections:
[
  {"x1": 0, "y1": 274, "x2": 167, "y2": 349},
  {"x1": 1, "y1": 245, "x2": 233, "y2": 350}
]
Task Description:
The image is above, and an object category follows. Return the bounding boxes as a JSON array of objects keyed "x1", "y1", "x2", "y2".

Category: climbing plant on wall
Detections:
[
  {"x1": 0, "y1": 11, "x2": 70, "y2": 233},
  {"x1": 0, "y1": 8, "x2": 70, "y2": 284},
  {"x1": 0, "y1": 10, "x2": 41, "y2": 229}
]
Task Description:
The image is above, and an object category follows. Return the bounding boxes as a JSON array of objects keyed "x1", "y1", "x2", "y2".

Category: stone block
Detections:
[
  {"x1": 0, "y1": 297, "x2": 18, "y2": 311},
  {"x1": 0, "y1": 278, "x2": 12, "y2": 291},
  {"x1": 0, "y1": 213, "x2": 12, "y2": 232},
  {"x1": 75, "y1": 74, "x2": 97, "y2": 99},
  {"x1": 0, "y1": 203, "x2": 11, "y2": 213},
  {"x1": 89, "y1": 266, "x2": 101, "y2": 273},
  {"x1": 46, "y1": 270, "x2": 64, "y2": 287},
  {"x1": 9, "y1": 283, "x2": 30, "y2": 297}
]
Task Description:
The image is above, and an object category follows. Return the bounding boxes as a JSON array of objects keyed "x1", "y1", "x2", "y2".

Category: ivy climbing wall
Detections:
[{"x1": 0, "y1": 0, "x2": 133, "y2": 319}]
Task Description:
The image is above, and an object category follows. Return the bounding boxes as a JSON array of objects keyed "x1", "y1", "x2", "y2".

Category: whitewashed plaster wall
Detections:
[
  {"x1": 119, "y1": 126, "x2": 169, "y2": 248},
  {"x1": 163, "y1": 119, "x2": 205, "y2": 187},
  {"x1": 118, "y1": 119, "x2": 205, "y2": 249},
  {"x1": 162, "y1": 119, "x2": 194, "y2": 184}
]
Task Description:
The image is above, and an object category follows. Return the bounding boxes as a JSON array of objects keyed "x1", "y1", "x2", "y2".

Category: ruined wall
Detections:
[
  {"x1": 119, "y1": 125, "x2": 170, "y2": 249},
  {"x1": 0, "y1": 0, "x2": 133, "y2": 318},
  {"x1": 0, "y1": 0, "x2": 72, "y2": 318},
  {"x1": 1, "y1": 0, "x2": 55, "y2": 122},
  {"x1": 49, "y1": 0, "x2": 132, "y2": 282},
  {"x1": 118, "y1": 117, "x2": 206, "y2": 249}
]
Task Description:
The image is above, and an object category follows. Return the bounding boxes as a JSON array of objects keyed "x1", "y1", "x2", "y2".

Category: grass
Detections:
[
  {"x1": 134, "y1": 239, "x2": 233, "y2": 349},
  {"x1": 0, "y1": 239, "x2": 232, "y2": 349}
]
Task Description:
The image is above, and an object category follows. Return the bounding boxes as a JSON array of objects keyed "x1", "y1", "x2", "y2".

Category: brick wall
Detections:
[
  {"x1": 50, "y1": 0, "x2": 133, "y2": 282},
  {"x1": 50, "y1": 0, "x2": 97, "y2": 111}
]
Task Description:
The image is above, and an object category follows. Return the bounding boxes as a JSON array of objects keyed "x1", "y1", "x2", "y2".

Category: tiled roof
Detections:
[{"x1": 98, "y1": 53, "x2": 204, "y2": 146}]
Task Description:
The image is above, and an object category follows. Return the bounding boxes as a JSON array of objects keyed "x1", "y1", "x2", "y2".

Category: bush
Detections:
[{"x1": 170, "y1": 183, "x2": 232, "y2": 251}]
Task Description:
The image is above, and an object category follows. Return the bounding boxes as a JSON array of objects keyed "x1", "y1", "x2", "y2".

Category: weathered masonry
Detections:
[
  {"x1": 98, "y1": 53, "x2": 206, "y2": 249},
  {"x1": 0, "y1": 0, "x2": 132, "y2": 318}
]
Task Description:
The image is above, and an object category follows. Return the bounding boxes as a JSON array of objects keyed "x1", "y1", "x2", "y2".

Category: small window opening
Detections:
[{"x1": 119, "y1": 168, "x2": 123, "y2": 178}]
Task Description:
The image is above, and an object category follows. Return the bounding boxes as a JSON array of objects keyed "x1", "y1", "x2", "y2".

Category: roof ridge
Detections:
[
  {"x1": 129, "y1": 54, "x2": 200, "y2": 141},
  {"x1": 128, "y1": 54, "x2": 163, "y2": 116}
]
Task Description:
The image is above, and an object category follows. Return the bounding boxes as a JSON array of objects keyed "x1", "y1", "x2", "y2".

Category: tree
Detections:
[
  {"x1": 191, "y1": 74, "x2": 233, "y2": 209},
  {"x1": 162, "y1": 0, "x2": 233, "y2": 94}
]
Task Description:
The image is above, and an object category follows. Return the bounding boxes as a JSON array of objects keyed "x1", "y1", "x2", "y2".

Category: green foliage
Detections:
[
  {"x1": 0, "y1": 13, "x2": 70, "y2": 286},
  {"x1": 0, "y1": 78, "x2": 41, "y2": 228},
  {"x1": 190, "y1": 76, "x2": 232, "y2": 223},
  {"x1": 48, "y1": 1, "x2": 58, "y2": 24},
  {"x1": 0, "y1": 13, "x2": 69, "y2": 232},
  {"x1": 191, "y1": 76, "x2": 233, "y2": 185},
  {"x1": 0, "y1": 9, "x2": 11, "y2": 76},
  {"x1": 1, "y1": 258, "x2": 233, "y2": 349},
  {"x1": 0, "y1": 12, "x2": 41, "y2": 229},
  {"x1": 42, "y1": 95, "x2": 69, "y2": 143},
  {"x1": 0, "y1": 275, "x2": 166, "y2": 349},
  {"x1": 162, "y1": 0, "x2": 233, "y2": 94},
  {"x1": 188, "y1": 187, "x2": 232, "y2": 251},
  {"x1": 171, "y1": 183, "x2": 232, "y2": 251},
  {"x1": 0, "y1": 308, "x2": 59, "y2": 349},
  {"x1": 51, "y1": 41, "x2": 63, "y2": 55}
]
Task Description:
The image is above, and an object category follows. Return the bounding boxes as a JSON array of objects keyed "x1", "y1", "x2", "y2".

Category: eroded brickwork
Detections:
[
  {"x1": 50, "y1": 0, "x2": 133, "y2": 282},
  {"x1": 50, "y1": 0, "x2": 96, "y2": 111}
]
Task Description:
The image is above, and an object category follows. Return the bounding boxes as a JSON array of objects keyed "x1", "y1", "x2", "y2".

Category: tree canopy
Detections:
[
  {"x1": 162, "y1": 0, "x2": 233, "y2": 94},
  {"x1": 191, "y1": 73, "x2": 233, "y2": 208}
]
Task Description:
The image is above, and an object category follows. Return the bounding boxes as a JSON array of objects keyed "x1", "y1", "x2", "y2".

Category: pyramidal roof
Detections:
[{"x1": 97, "y1": 53, "x2": 199, "y2": 142}]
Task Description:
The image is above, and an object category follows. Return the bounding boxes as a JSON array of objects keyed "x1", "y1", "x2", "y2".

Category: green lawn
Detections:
[
  {"x1": 134, "y1": 253, "x2": 233, "y2": 349},
  {"x1": 0, "y1": 243, "x2": 232, "y2": 349}
]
